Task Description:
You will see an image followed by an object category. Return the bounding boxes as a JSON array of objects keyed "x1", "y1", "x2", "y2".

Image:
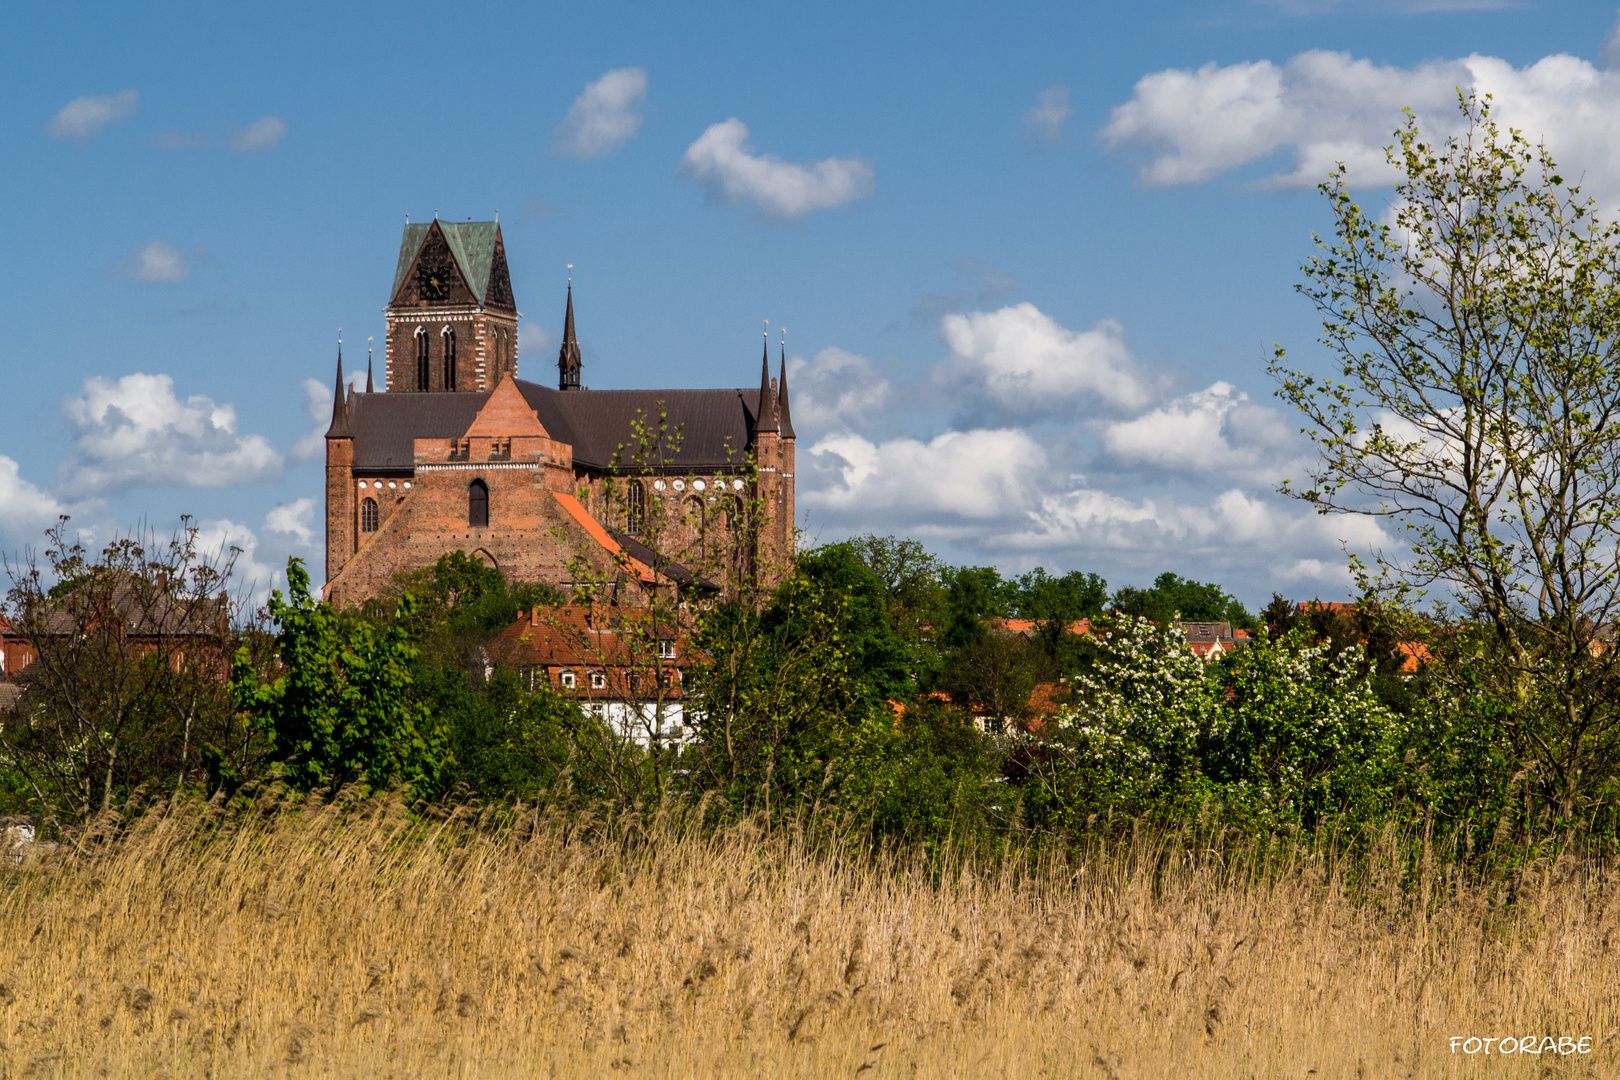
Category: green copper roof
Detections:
[{"x1": 389, "y1": 220, "x2": 501, "y2": 306}]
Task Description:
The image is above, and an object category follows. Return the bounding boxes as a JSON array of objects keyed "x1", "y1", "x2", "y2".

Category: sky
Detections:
[{"x1": 5, "y1": 0, "x2": 1620, "y2": 608}]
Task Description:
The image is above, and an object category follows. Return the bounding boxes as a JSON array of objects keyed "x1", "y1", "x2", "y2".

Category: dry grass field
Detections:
[{"x1": 0, "y1": 794, "x2": 1614, "y2": 1079}]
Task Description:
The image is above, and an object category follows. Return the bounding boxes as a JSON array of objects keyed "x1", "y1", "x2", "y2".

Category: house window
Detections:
[
  {"x1": 468, "y1": 479, "x2": 489, "y2": 527},
  {"x1": 415, "y1": 327, "x2": 430, "y2": 391},
  {"x1": 442, "y1": 327, "x2": 457, "y2": 390},
  {"x1": 626, "y1": 481, "x2": 645, "y2": 536},
  {"x1": 658, "y1": 638, "x2": 676, "y2": 660},
  {"x1": 560, "y1": 671, "x2": 576, "y2": 689},
  {"x1": 725, "y1": 496, "x2": 744, "y2": 532},
  {"x1": 590, "y1": 671, "x2": 606, "y2": 689},
  {"x1": 360, "y1": 498, "x2": 379, "y2": 533}
]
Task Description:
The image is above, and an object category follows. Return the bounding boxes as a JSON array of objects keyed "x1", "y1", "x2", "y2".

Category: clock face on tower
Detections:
[{"x1": 417, "y1": 260, "x2": 451, "y2": 302}]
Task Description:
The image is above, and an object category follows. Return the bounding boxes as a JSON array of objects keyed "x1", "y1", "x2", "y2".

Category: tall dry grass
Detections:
[{"x1": 0, "y1": 793, "x2": 1613, "y2": 1079}]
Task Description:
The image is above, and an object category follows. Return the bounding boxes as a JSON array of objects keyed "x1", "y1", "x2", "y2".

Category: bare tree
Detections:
[{"x1": 1, "y1": 517, "x2": 246, "y2": 821}]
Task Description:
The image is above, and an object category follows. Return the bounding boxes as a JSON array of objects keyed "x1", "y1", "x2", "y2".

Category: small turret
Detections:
[
  {"x1": 557, "y1": 281, "x2": 582, "y2": 391},
  {"x1": 753, "y1": 331, "x2": 777, "y2": 433},
  {"x1": 325, "y1": 343, "x2": 351, "y2": 439},
  {"x1": 777, "y1": 340, "x2": 794, "y2": 439}
]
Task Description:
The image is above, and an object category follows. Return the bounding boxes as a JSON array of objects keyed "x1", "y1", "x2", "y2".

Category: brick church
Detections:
[{"x1": 322, "y1": 219, "x2": 795, "y2": 607}]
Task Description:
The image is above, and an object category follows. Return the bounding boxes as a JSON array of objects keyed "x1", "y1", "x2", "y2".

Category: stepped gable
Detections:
[{"x1": 463, "y1": 375, "x2": 550, "y2": 439}]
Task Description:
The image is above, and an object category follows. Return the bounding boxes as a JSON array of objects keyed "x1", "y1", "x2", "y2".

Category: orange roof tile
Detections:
[{"x1": 550, "y1": 491, "x2": 655, "y2": 582}]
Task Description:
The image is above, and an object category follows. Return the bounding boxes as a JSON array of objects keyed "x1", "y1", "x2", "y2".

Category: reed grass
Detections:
[{"x1": 0, "y1": 792, "x2": 1613, "y2": 1078}]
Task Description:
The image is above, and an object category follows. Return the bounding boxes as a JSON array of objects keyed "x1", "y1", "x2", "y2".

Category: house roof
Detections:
[
  {"x1": 390, "y1": 221, "x2": 503, "y2": 307},
  {"x1": 493, "y1": 605, "x2": 694, "y2": 668},
  {"x1": 344, "y1": 379, "x2": 765, "y2": 472}
]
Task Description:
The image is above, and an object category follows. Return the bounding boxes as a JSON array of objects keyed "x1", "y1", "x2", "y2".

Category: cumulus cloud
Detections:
[
  {"x1": 1022, "y1": 86, "x2": 1071, "y2": 143},
  {"x1": 265, "y1": 497, "x2": 317, "y2": 548},
  {"x1": 554, "y1": 68, "x2": 647, "y2": 159},
  {"x1": 230, "y1": 116, "x2": 287, "y2": 152},
  {"x1": 806, "y1": 429, "x2": 1047, "y2": 529},
  {"x1": 1101, "y1": 381, "x2": 1308, "y2": 481},
  {"x1": 1103, "y1": 49, "x2": 1620, "y2": 196},
  {"x1": 1005, "y1": 484, "x2": 1388, "y2": 586},
  {"x1": 934, "y1": 303, "x2": 1156, "y2": 418},
  {"x1": 116, "y1": 241, "x2": 191, "y2": 284},
  {"x1": 0, "y1": 457, "x2": 69, "y2": 542},
  {"x1": 57, "y1": 374, "x2": 283, "y2": 497},
  {"x1": 680, "y1": 119, "x2": 875, "y2": 219},
  {"x1": 787, "y1": 348, "x2": 891, "y2": 435},
  {"x1": 47, "y1": 90, "x2": 138, "y2": 143},
  {"x1": 785, "y1": 297, "x2": 1404, "y2": 601}
]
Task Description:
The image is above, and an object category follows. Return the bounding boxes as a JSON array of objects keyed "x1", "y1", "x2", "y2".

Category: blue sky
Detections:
[{"x1": 6, "y1": 0, "x2": 1620, "y2": 606}]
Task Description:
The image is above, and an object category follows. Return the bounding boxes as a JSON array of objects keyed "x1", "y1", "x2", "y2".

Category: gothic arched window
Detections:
[
  {"x1": 415, "y1": 327, "x2": 429, "y2": 391},
  {"x1": 626, "y1": 481, "x2": 645, "y2": 536},
  {"x1": 360, "y1": 498, "x2": 379, "y2": 534},
  {"x1": 468, "y1": 479, "x2": 488, "y2": 527},
  {"x1": 442, "y1": 327, "x2": 457, "y2": 390}
]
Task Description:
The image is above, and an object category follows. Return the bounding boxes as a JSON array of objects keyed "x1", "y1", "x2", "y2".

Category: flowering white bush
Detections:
[{"x1": 1045, "y1": 615, "x2": 1400, "y2": 828}]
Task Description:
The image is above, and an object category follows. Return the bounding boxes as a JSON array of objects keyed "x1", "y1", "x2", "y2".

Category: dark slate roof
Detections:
[
  {"x1": 349, "y1": 392, "x2": 490, "y2": 471},
  {"x1": 346, "y1": 379, "x2": 764, "y2": 472},
  {"x1": 390, "y1": 221, "x2": 501, "y2": 307}
]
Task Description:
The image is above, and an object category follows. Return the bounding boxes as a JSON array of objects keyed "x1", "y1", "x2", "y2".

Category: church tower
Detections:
[{"x1": 383, "y1": 218, "x2": 519, "y2": 393}]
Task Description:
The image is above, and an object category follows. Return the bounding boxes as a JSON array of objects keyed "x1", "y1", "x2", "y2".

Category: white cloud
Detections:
[
  {"x1": 0, "y1": 457, "x2": 69, "y2": 542},
  {"x1": 806, "y1": 428, "x2": 1046, "y2": 527},
  {"x1": 787, "y1": 347, "x2": 891, "y2": 435},
  {"x1": 57, "y1": 374, "x2": 283, "y2": 497},
  {"x1": 1022, "y1": 86, "x2": 1071, "y2": 143},
  {"x1": 554, "y1": 68, "x2": 647, "y2": 159},
  {"x1": 229, "y1": 116, "x2": 287, "y2": 152},
  {"x1": 1103, "y1": 50, "x2": 1620, "y2": 196},
  {"x1": 47, "y1": 90, "x2": 139, "y2": 143},
  {"x1": 935, "y1": 303, "x2": 1157, "y2": 418},
  {"x1": 265, "y1": 497, "x2": 317, "y2": 548},
  {"x1": 116, "y1": 241, "x2": 191, "y2": 284},
  {"x1": 1006, "y1": 484, "x2": 1387, "y2": 581},
  {"x1": 1101, "y1": 381, "x2": 1307, "y2": 481},
  {"x1": 518, "y1": 320, "x2": 551, "y2": 359},
  {"x1": 680, "y1": 119, "x2": 875, "y2": 219}
]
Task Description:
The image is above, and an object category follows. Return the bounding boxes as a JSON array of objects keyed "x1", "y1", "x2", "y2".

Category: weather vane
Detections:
[{"x1": 567, "y1": 263, "x2": 573, "y2": 284}]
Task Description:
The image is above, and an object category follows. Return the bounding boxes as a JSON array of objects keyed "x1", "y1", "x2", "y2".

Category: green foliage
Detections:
[
  {"x1": 1022, "y1": 618, "x2": 1400, "y2": 837},
  {"x1": 232, "y1": 559, "x2": 447, "y2": 794},
  {"x1": 1111, "y1": 572, "x2": 1257, "y2": 629},
  {"x1": 1275, "y1": 92, "x2": 1620, "y2": 832}
]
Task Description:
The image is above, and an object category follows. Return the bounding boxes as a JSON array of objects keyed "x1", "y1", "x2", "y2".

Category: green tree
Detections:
[
  {"x1": 231, "y1": 559, "x2": 446, "y2": 794},
  {"x1": 1273, "y1": 93, "x2": 1620, "y2": 836},
  {"x1": 1111, "y1": 572, "x2": 1255, "y2": 629}
]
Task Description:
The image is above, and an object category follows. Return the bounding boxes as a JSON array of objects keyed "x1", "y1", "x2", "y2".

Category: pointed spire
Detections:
[
  {"x1": 778, "y1": 334, "x2": 794, "y2": 439},
  {"x1": 557, "y1": 270, "x2": 582, "y2": 391},
  {"x1": 365, "y1": 337, "x2": 375, "y2": 394},
  {"x1": 325, "y1": 336, "x2": 351, "y2": 439},
  {"x1": 754, "y1": 323, "x2": 778, "y2": 433}
]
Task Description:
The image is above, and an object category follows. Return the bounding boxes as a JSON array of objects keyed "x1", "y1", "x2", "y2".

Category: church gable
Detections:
[
  {"x1": 389, "y1": 222, "x2": 479, "y2": 308},
  {"x1": 463, "y1": 376, "x2": 550, "y2": 439},
  {"x1": 485, "y1": 233, "x2": 516, "y2": 312}
]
